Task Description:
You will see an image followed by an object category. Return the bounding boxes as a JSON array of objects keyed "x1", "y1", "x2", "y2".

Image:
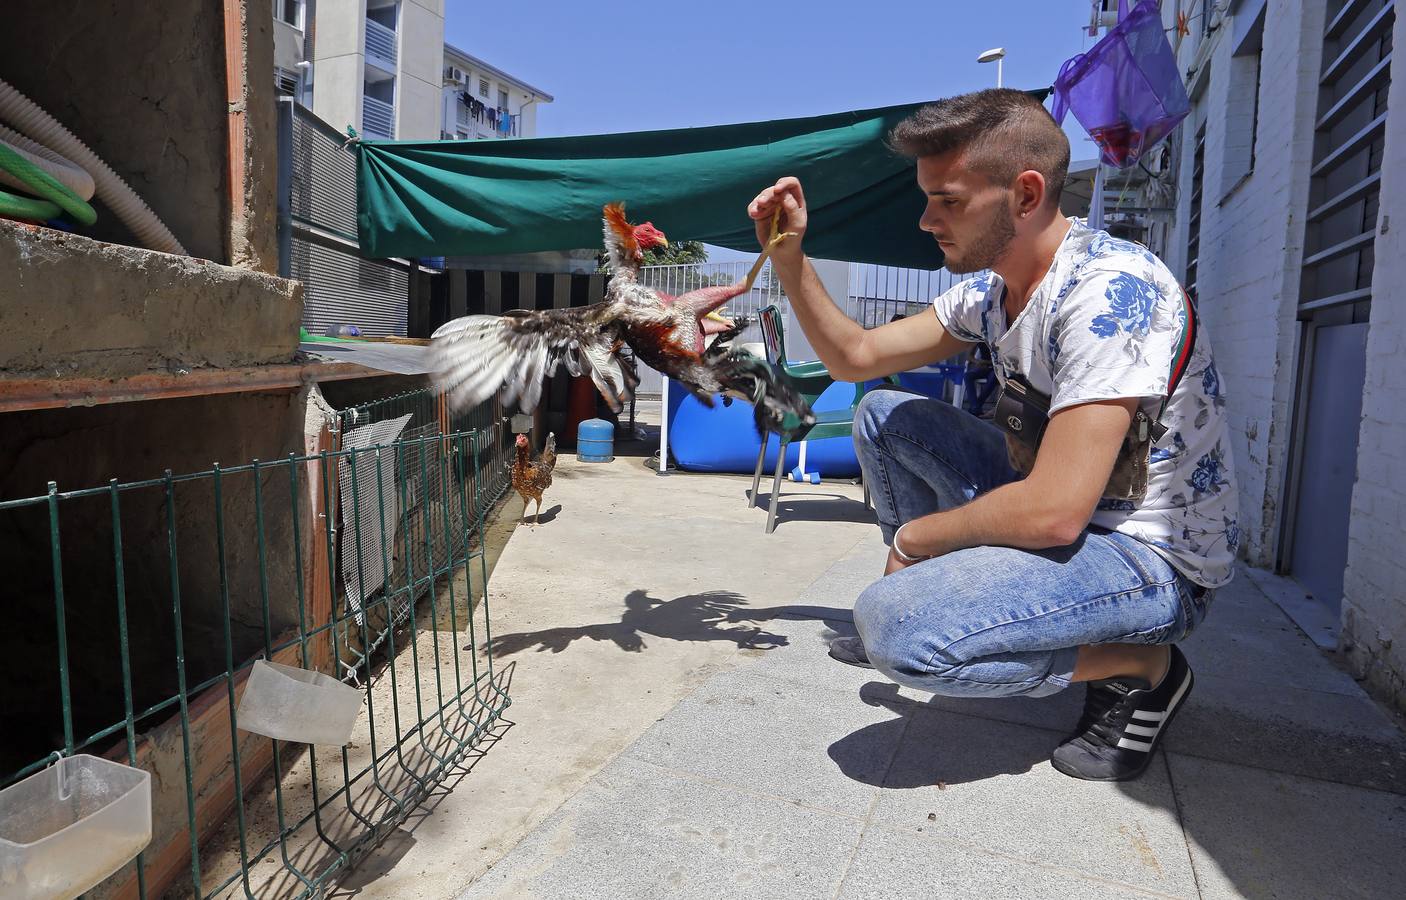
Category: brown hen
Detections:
[{"x1": 510, "y1": 432, "x2": 556, "y2": 526}]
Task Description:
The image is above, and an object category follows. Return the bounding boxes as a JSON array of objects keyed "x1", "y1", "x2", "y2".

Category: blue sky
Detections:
[
  {"x1": 444, "y1": 1, "x2": 1100, "y2": 260},
  {"x1": 445, "y1": 1, "x2": 1095, "y2": 140}
]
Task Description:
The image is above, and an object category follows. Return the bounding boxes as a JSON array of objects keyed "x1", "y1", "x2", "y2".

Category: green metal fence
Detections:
[
  {"x1": 0, "y1": 391, "x2": 514, "y2": 898},
  {"x1": 333, "y1": 389, "x2": 512, "y2": 682}
]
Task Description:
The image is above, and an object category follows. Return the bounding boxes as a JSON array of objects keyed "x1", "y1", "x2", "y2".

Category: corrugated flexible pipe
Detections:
[
  {"x1": 0, "y1": 78, "x2": 186, "y2": 255},
  {"x1": 0, "y1": 124, "x2": 95, "y2": 200}
]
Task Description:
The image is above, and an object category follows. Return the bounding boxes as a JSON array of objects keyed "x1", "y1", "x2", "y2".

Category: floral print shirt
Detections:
[{"x1": 932, "y1": 219, "x2": 1238, "y2": 588}]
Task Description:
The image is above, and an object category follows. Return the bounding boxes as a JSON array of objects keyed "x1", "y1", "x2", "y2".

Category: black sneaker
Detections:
[
  {"x1": 1051, "y1": 645, "x2": 1194, "y2": 782},
  {"x1": 828, "y1": 635, "x2": 875, "y2": 669}
]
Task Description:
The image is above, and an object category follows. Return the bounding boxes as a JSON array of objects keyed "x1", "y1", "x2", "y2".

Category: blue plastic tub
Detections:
[{"x1": 665, "y1": 380, "x2": 862, "y2": 476}]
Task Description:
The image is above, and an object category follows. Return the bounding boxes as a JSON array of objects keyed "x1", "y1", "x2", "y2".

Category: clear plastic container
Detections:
[
  {"x1": 0, "y1": 754, "x2": 152, "y2": 900},
  {"x1": 237, "y1": 659, "x2": 363, "y2": 746}
]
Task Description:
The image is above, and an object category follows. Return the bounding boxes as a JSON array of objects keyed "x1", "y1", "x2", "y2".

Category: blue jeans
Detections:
[{"x1": 851, "y1": 389, "x2": 1211, "y2": 699}]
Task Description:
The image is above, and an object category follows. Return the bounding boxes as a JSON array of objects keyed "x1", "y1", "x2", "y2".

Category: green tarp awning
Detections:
[{"x1": 356, "y1": 92, "x2": 1048, "y2": 269}]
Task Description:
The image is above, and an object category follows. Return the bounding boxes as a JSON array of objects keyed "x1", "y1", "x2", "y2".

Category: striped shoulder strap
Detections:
[{"x1": 1152, "y1": 288, "x2": 1199, "y2": 438}]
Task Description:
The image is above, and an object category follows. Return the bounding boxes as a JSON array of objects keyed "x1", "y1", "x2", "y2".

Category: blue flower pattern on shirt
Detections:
[
  {"x1": 1150, "y1": 431, "x2": 1187, "y2": 465},
  {"x1": 1088, "y1": 232, "x2": 1159, "y2": 266},
  {"x1": 1089, "y1": 273, "x2": 1160, "y2": 339},
  {"x1": 1187, "y1": 444, "x2": 1230, "y2": 496},
  {"x1": 1200, "y1": 361, "x2": 1226, "y2": 410}
]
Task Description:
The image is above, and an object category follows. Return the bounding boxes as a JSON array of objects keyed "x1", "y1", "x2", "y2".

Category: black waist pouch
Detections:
[
  {"x1": 990, "y1": 289, "x2": 1199, "y2": 502},
  {"x1": 995, "y1": 374, "x2": 1154, "y2": 500}
]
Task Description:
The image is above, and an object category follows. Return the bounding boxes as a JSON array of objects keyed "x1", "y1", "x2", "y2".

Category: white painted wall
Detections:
[
  {"x1": 396, "y1": 0, "x2": 445, "y2": 139},
  {"x1": 1164, "y1": 0, "x2": 1326, "y2": 567},
  {"x1": 311, "y1": 0, "x2": 366, "y2": 133},
  {"x1": 1342, "y1": 4, "x2": 1406, "y2": 710},
  {"x1": 1156, "y1": 0, "x2": 1406, "y2": 708}
]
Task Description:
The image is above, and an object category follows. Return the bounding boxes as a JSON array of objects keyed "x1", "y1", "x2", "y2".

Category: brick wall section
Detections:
[
  {"x1": 1164, "y1": 0, "x2": 1327, "y2": 566},
  {"x1": 1342, "y1": 3, "x2": 1406, "y2": 709}
]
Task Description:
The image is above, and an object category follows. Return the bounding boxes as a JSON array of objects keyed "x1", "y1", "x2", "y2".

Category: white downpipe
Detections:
[
  {"x1": 1089, "y1": 165, "x2": 1107, "y2": 230},
  {"x1": 658, "y1": 379, "x2": 670, "y2": 474},
  {"x1": 0, "y1": 78, "x2": 186, "y2": 255},
  {"x1": 0, "y1": 124, "x2": 94, "y2": 200}
]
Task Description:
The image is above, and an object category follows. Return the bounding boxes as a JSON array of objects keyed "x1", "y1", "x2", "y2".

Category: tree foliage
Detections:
[
  {"x1": 640, "y1": 239, "x2": 708, "y2": 267},
  {"x1": 597, "y1": 240, "x2": 709, "y2": 273}
]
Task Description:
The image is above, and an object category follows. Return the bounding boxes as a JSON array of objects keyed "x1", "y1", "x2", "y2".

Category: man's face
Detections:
[{"x1": 916, "y1": 152, "x2": 1016, "y2": 274}]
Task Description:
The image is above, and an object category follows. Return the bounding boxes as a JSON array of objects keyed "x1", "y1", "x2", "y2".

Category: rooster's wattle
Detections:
[{"x1": 429, "y1": 203, "x2": 816, "y2": 436}]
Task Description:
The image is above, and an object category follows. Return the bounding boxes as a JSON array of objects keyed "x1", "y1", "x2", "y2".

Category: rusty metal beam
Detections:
[{"x1": 0, "y1": 363, "x2": 390, "y2": 414}]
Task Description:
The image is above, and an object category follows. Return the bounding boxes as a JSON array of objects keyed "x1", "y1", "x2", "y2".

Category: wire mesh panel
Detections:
[
  {"x1": 0, "y1": 402, "x2": 512, "y2": 898},
  {"x1": 334, "y1": 390, "x2": 512, "y2": 682}
]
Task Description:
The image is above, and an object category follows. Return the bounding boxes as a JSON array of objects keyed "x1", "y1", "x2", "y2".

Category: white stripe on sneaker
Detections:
[{"x1": 1116, "y1": 670, "x2": 1192, "y2": 753}]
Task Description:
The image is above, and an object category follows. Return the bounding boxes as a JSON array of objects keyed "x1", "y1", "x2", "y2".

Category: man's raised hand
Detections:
[{"x1": 748, "y1": 177, "x2": 808, "y2": 267}]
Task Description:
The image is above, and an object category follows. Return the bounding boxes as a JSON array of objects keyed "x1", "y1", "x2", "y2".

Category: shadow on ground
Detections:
[
  {"x1": 483, "y1": 589, "x2": 791, "y2": 657},
  {"x1": 514, "y1": 503, "x2": 562, "y2": 525},
  {"x1": 747, "y1": 490, "x2": 878, "y2": 528}
]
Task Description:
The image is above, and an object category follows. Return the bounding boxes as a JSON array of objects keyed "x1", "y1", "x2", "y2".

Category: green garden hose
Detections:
[
  {"x1": 0, "y1": 139, "x2": 95, "y2": 225},
  {"x1": 0, "y1": 190, "x2": 60, "y2": 221}
]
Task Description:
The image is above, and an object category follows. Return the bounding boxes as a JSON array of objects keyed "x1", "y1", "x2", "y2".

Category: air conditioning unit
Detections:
[{"x1": 444, "y1": 66, "x2": 466, "y2": 84}]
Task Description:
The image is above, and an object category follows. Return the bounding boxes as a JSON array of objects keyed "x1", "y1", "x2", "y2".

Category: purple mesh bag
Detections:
[{"x1": 1051, "y1": 0, "x2": 1189, "y2": 168}]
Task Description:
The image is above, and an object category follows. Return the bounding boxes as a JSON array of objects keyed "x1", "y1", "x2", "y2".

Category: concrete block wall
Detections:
[
  {"x1": 1165, "y1": 0, "x2": 1328, "y2": 567},
  {"x1": 1342, "y1": 6, "x2": 1406, "y2": 710}
]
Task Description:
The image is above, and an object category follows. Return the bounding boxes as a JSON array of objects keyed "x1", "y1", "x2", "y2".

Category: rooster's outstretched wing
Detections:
[{"x1": 430, "y1": 302, "x2": 637, "y2": 413}]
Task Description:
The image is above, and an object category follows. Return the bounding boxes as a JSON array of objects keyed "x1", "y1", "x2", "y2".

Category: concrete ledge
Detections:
[{"x1": 0, "y1": 221, "x2": 301, "y2": 379}]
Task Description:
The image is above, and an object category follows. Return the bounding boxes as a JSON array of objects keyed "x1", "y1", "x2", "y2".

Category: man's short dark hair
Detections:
[{"x1": 889, "y1": 89, "x2": 1071, "y2": 208}]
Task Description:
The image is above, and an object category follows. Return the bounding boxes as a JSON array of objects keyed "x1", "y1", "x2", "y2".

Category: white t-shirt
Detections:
[{"x1": 933, "y1": 219, "x2": 1238, "y2": 588}]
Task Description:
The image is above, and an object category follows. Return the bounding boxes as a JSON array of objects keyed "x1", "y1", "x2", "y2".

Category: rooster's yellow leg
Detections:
[{"x1": 738, "y1": 210, "x2": 799, "y2": 292}]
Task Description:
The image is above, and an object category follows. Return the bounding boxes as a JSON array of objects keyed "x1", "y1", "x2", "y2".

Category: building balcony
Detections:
[
  {"x1": 365, "y1": 18, "x2": 396, "y2": 70},
  {"x1": 450, "y1": 98, "x2": 520, "y2": 139},
  {"x1": 362, "y1": 95, "x2": 394, "y2": 140}
]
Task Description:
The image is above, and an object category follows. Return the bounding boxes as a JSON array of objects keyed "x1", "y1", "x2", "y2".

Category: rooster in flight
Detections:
[{"x1": 429, "y1": 204, "x2": 815, "y2": 436}]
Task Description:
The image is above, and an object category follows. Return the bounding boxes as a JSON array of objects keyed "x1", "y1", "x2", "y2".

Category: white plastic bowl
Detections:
[
  {"x1": 0, "y1": 754, "x2": 152, "y2": 900},
  {"x1": 237, "y1": 659, "x2": 363, "y2": 746}
]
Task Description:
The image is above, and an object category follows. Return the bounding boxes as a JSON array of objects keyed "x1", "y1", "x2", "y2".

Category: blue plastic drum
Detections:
[{"x1": 576, "y1": 418, "x2": 615, "y2": 462}]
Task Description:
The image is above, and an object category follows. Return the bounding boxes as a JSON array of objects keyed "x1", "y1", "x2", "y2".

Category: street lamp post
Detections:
[{"x1": 977, "y1": 47, "x2": 1006, "y2": 88}]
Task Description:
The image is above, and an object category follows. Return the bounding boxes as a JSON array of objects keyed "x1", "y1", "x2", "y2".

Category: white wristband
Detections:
[{"x1": 892, "y1": 522, "x2": 930, "y2": 563}]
